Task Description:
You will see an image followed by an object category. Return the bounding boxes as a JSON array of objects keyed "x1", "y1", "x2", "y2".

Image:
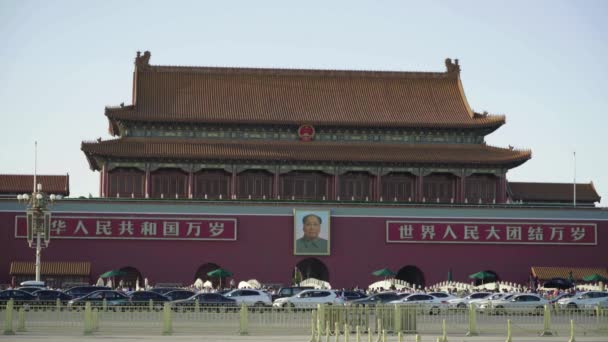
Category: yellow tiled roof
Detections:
[
  {"x1": 9, "y1": 262, "x2": 91, "y2": 276},
  {"x1": 531, "y1": 266, "x2": 608, "y2": 281}
]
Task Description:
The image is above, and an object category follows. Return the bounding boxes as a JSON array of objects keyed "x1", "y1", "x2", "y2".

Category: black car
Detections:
[
  {"x1": 17, "y1": 286, "x2": 48, "y2": 294},
  {"x1": 0, "y1": 290, "x2": 38, "y2": 308},
  {"x1": 338, "y1": 290, "x2": 368, "y2": 301},
  {"x1": 32, "y1": 289, "x2": 73, "y2": 305},
  {"x1": 172, "y1": 292, "x2": 237, "y2": 312},
  {"x1": 164, "y1": 290, "x2": 196, "y2": 301},
  {"x1": 65, "y1": 286, "x2": 111, "y2": 299},
  {"x1": 67, "y1": 290, "x2": 129, "y2": 311},
  {"x1": 127, "y1": 291, "x2": 170, "y2": 310},
  {"x1": 149, "y1": 287, "x2": 182, "y2": 295},
  {"x1": 346, "y1": 292, "x2": 401, "y2": 306}
]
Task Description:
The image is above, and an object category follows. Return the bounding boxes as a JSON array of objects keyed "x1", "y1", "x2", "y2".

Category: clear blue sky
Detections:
[{"x1": 1, "y1": 0, "x2": 606, "y2": 205}]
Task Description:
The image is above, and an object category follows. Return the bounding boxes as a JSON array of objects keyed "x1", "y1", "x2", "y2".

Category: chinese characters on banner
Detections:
[
  {"x1": 386, "y1": 221, "x2": 596, "y2": 245},
  {"x1": 14, "y1": 215, "x2": 237, "y2": 241}
]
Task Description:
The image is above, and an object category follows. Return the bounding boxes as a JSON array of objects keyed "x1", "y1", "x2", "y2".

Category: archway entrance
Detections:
[
  {"x1": 295, "y1": 258, "x2": 329, "y2": 283},
  {"x1": 117, "y1": 266, "x2": 143, "y2": 289},
  {"x1": 396, "y1": 265, "x2": 425, "y2": 289},
  {"x1": 194, "y1": 262, "x2": 225, "y2": 289}
]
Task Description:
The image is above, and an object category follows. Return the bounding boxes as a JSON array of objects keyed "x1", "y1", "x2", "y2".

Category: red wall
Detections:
[{"x1": 1, "y1": 210, "x2": 606, "y2": 289}]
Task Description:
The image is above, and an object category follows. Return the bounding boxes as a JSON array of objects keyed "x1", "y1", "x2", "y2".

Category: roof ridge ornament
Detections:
[
  {"x1": 135, "y1": 51, "x2": 151, "y2": 71},
  {"x1": 445, "y1": 58, "x2": 460, "y2": 74}
]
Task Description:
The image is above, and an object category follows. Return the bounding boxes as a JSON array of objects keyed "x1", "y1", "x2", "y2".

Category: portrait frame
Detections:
[{"x1": 293, "y1": 209, "x2": 331, "y2": 256}]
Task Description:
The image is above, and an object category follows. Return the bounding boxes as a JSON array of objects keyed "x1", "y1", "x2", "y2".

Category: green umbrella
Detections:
[
  {"x1": 207, "y1": 268, "x2": 233, "y2": 289},
  {"x1": 582, "y1": 274, "x2": 608, "y2": 282},
  {"x1": 99, "y1": 269, "x2": 127, "y2": 278},
  {"x1": 372, "y1": 268, "x2": 397, "y2": 277},
  {"x1": 468, "y1": 271, "x2": 496, "y2": 284}
]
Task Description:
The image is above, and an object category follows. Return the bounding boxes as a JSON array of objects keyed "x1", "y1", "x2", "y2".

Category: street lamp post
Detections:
[{"x1": 17, "y1": 183, "x2": 61, "y2": 282}]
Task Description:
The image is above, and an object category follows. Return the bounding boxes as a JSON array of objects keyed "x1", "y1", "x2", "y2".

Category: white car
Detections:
[
  {"x1": 223, "y1": 289, "x2": 272, "y2": 307},
  {"x1": 388, "y1": 293, "x2": 446, "y2": 315},
  {"x1": 272, "y1": 289, "x2": 344, "y2": 308},
  {"x1": 428, "y1": 292, "x2": 458, "y2": 301},
  {"x1": 474, "y1": 292, "x2": 514, "y2": 308},
  {"x1": 479, "y1": 294, "x2": 548, "y2": 315},
  {"x1": 558, "y1": 291, "x2": 608, "y2": 309},
  {"x1": 447, "y1": 292, "x2": 492, "y2": 309}
]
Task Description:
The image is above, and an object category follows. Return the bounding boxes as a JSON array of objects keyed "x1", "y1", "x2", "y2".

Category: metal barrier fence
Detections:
[{"x1": 2, "y1": 299, "x2": 608, "y2": 338}]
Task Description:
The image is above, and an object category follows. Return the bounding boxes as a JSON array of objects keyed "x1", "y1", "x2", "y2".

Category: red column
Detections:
[
  {"x1": 273, "y1": 171, "x2": 280, "y2": 199},
  {"x1": 334, "y1": 174, "x2": 340, "y2": 200},
  {"x1": 460, "y1": 175, "x2": 466, "y2": 203},
  {"x1": 498, "y1": 175, "x2": 507, "y2": 203},
  {"x1": 416, "y1": 175, "x2": 424, "y2": 202},
  {"x1": 231, "y1": 169, "x2": 237, "y2": 199},
  {"x1": 145, "y1": 170, "x2": 151, "y2": 198},
  {"x1": 100, "y1": 164, "x2": 105, "y2": 197},
  {"x1": 375, "y1": 174, "x2": 382, "y2": 201},
  {"x1": 188, "y1": 171, "x2": 193, "y2": 199},
  {"x1": 103, "y1": 165, "x2": 110, "y2": 198}
]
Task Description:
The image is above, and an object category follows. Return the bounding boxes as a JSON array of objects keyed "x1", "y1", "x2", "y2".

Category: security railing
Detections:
[{"x1": 2, "y1": 299, "x2": 607, "y2": 339}]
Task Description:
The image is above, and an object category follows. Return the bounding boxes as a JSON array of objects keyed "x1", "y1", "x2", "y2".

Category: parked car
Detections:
[
  {"x1": 127, "y1": 291, "x2": 170, "y2": 310},
  {"x1": 224, "y1": 289, "x2": 272, "y2": 307},
  {"x1": 172, "y1": 292, "x2": 237, "y2": 312},
  {"x1": 473, "y1": 292, "x2": 514, "y2": 308},
  {"x1": 479, "y1": 293, "x2": 549, "y2": 315},
  {"x1": 447, "y1": 292, "x2": 492, "y2": 308},
  {"x1": 64, "y1": 286, "x2": 111, "y2": 299},
  {"x1": 388, "y1": 293, "x2": 446, "y2": 314},
  {"x1": 338, "y1": 290, "x2": 367, "y2": 301},
  {"x1": 0, "y1": 289, "x2": 38, "y2": 309},
  {"x1": 17, "y1": 286, "x2": 49, "y2": 294},
  {"x1": 428, "y1": 292, "x2": 458, "y2": 301},
  {"x1": 271, "y1": 286, "x2": 314, "y2": 302},
  {"x1": 548, "y1": 292, "x2": 573, "y2": 305},
  {"x1": 67, "y1": 290, "x2": 129, "y2": 311},
  {"x1": 149, "y1": 287, "x2": 183, "y2": 295},
  {"x1": 346, "y1": 292, "x2": 400, "y2": 306},
  {"x1": 273, "y1": 289, "x2": 344, "y2": 308},
  {"x1": 558, "y1": 291, "x2": 608, "y2": 309},
  {"x1": 164, "y1": 290, "x2": 197, "y2": 301},
  {"x1": 32, "y1": 289, "x2": 73, "y2": 306}
]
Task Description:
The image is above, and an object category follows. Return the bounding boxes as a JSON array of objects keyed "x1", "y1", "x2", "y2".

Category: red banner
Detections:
[
  {"x1": 386, "y1": 220, "x2": 596, "y2": 245},
  {"x1": 15, "y1": 215, "x2": 237, "y2": 241}
]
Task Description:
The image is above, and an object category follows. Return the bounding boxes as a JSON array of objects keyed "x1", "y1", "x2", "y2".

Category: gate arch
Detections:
[
  {"x1": 396, "y1": 265, "x2": 425, "y2": 289},
  {"x1": 117, "y1": 266, "x2": 143, "y2": 289},
  {"x1": 194, "y1": 262, "x2": 224, "y2": 288},
  {"x1": 295, "y1": 258, "x2": 330, "y2": 282}
]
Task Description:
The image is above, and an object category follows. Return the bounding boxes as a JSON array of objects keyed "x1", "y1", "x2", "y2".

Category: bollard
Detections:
[
  {"x1": 415, "y1": 334, "x2": 421, "y2": 342},
  {"x1": 17, "y1": 307, "x2": 25, "y2": 332},
  {"x1": 505, "y1": 319, "x2": 512, "y2": 342},
  {"x1": 540, "y1": 304, "x2": 553, "y2": 336},
  {"x1": 238, "y1": 303, "x2": 248, "y2": 335},
  {"x1": 568, "y1": 319, "x2": 576, "y2": 342},
  {"x1": 56, "y1": 298, "x2": 61, "y2": 311},
  {"x1": 397, "y1": 331, "x2": 403, "y2": 342},
  {"x1": 325, "y1": 321, "x2": 331, "y2": 342},
  {"x1": 162, "y1": 302, "x2": 172, "y2": 335},
  {"x1": 309, "y1": 310, "x2": 317, "y2": 342},
  {"x1": 92, "y1": 309, "x2": 99, "y2": 332},
  {"x1": 102, "y1": 298, "x2": 107, "y2": 312},
  {"x1": 3, "y1": 299, "x2": 15, "y2": 335},
  {"x1": 149, "y1": 299, "x2": 154, "y2": 312},
  {"x1": 368, "y1": 327, "x2": 372, "y2": 342},
  {"x1": 194, "y1": 298, "x2": 200, "y2": 313},
  {"x1": 382, "y1": 329, "x2": 387, "y2": 342},
  {"x1": 344, "y1": 323, "x2": 349, "y2": 342},
  {"x1": 376, "y1": 318, "x2": 382, "y2": 342},
  {"x1": 335, "y1": 322, "x2": 340, "y2": 342},
  {"x1": 356, "y1": 325, "x2": 361, "y2": 342},
  {"x1": 394, "y1": 304, "x2": 402, "y2": 333},
  {"x1": 84, "y1": 302, "x2": 93, "y2": 335},
  {"x1": 466, "y1": 303, "x2": 478, "y2": 336},
  {"x1": 437, "y1": 319, "x2": 448, "y2": 342},
  {"x1": 318, "y1": 304, "x2": 326, "y2": 335}
]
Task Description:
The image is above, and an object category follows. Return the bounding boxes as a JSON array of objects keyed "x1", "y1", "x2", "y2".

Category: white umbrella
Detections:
[
  {"x1": 136, "y1": 278, "x2": 141, "y2": 291},
  {"x1": 246, "y1": 279, "x2": 261, "y2": 289},
  {"x1": 194, "y1": 278, "x2": 204, "y2": 290},
  {"x1": 96, "y1": 277, "x2": 105, "y2": 286},
  {"x1": 238, "y1": 281, "x2": 252, "y2": 289},
  {"x1": 203, "y1": 280, "x2": 213, "y2": 288},
  {"x1": 106, "y1": 278, "x2": 113, "y2": 289},
  {"x1": 144, "y1": 278, "x2": 149, "y2": 289}
]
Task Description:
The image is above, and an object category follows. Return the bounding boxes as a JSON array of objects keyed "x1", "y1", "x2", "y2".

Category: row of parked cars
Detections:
[{"x1": 2, "y1": 284, "x2": 607, "y2": 314}]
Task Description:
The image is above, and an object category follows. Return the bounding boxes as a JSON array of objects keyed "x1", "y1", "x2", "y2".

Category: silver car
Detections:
[{"x1": 479, "y1": 293, "x2": 548, "y2": 315}]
